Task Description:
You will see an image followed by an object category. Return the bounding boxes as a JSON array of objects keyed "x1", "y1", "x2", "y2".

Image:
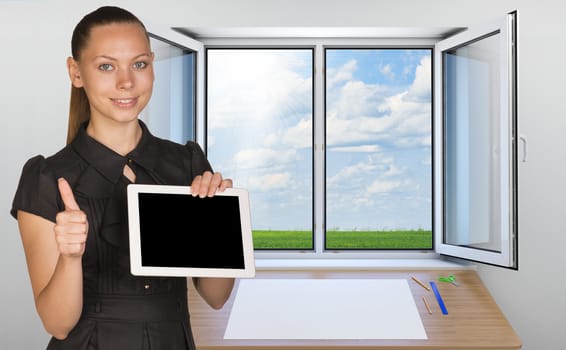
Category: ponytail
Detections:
[{"x1": 66, "y1": 86, "x2": 90, "y2": 144}]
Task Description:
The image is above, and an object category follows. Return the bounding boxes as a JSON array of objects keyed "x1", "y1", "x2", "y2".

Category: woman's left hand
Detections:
[{"x1": 191, "y1": 171, "x2": 233, "y2": 198}]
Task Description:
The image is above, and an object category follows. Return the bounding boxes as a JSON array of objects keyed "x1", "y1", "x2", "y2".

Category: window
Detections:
[
  {"x1": 205, "y1": 43, "x2": 434, "y2": 253},
  {"x1": 325, "y1": 48, "x2": 432, "y2": 250},
  {"x1": 147, "y1": 12, "x2": 518, "y2": 267},
  {"x1": 434, "y1": 12, "x2": 517, "y2": 268},
  {"x1": 206, "y1": 48, "x2": 314, "y2": 250},
  {"x1": 140, "y1": 25, "x2": 205, "y2": 144}
]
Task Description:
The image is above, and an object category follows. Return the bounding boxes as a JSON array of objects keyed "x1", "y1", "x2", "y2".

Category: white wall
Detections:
[
  {"x1": 1, "y1": 1, "x2": 563, "y2": 349},
  {"x1": 476, "y1": 2, "x2": 566, "y2": 349}
]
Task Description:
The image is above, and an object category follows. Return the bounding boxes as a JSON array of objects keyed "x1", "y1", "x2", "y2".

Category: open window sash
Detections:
[
  {"x1": 141, "y1": 22, "x2": 205, "y2": 147},
  {"x1": 433, "y1": 12, "x2": 517, "y2": 268}
]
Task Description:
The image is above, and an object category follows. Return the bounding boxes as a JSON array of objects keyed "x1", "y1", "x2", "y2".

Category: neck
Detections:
[{"x1": 86, "y1": 119, "x2": 142, "y2": 156}]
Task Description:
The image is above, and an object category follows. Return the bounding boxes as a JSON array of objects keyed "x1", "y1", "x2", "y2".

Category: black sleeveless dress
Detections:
[{"x1": 11, "y1": 120, "x2": 212, "y2": 350}]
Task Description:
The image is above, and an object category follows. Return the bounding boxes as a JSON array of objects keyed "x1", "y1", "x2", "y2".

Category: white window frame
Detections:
[
  {"x1": 433, "y1": 12, "x2": 518, "y2": 268},
  {"x1": 144, "y1": 22, "x2": 206, "y2": 149},
  {"x1": 145, "y1": 17, "x2": 518, "y2": 268},
  {"x1": 202, "y1": 38, "x2": 438, "y2": 261}
]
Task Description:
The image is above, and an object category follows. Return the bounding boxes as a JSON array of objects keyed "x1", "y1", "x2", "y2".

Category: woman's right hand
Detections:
[{"x1": 54, "y1": 178, "x2": 88, "y2": 258}]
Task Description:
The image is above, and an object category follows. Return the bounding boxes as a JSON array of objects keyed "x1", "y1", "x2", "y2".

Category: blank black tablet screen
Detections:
[{"x1": 137, "y1": 193, "x2": 245, "y2": 269}]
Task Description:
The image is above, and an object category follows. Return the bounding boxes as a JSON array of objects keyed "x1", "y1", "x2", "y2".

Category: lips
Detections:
[{"x1": 111, "y1": 97, "x2": 138, "y2": 108}]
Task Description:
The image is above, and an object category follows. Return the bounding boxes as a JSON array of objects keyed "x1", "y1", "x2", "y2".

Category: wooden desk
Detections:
[{"x1": 188, "y1": 270, "x2": 521, "y2": 349}]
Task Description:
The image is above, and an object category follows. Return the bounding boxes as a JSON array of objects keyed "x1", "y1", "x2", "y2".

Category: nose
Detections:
[{"x1": 117, "y1": 69, "x2": 133, "y2": 91}]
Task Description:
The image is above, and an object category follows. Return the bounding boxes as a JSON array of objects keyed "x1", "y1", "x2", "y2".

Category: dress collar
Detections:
[{"x1": 70, "y1": 119, "x2": 153, "y2": 185}]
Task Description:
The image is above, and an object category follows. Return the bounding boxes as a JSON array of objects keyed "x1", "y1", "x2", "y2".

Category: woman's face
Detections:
[{"x1": 69, "y1": 22, "x2": 154, "y2": 125}]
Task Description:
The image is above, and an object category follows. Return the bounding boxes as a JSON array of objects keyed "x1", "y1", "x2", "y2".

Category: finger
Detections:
[
  {"x1": 58, "y1": 178, "x2": 80, "y2": 211},
  {"x1": 219, "y1": 178, "x2": 233, "y2": 192},
  {"x1": 58, "y1": 243, "x2": 86, "y2": 257},
  {"x1": 53, "y1": 217, "x2": 88, "y2": 257},
  {"x1": 207, "y1": 173, "x2": 223, "y2": 196},
  {"x1": 56, "y1": 211, "x2": 87, "y2": 224},
  {"x1": 55, "y1": 231, "x2": 88, "y2": 245},
  {"x1": 198, "y1": 171, "x2": 213, "y2": 198},
  {"x1": 54, "y1": 222, "x2": 88, "y2": 237},
  {"x1": 191, "y1": 175, "x2": 202, "y2": 196}
]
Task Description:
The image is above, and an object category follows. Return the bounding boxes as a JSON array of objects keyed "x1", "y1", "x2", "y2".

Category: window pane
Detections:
[
  {"x1": 206, "y1": 49, "x2": 313, "y2": 249},
  {"x1": 444, "y1": 32, "x2": 502, "y2": 252},
  {"x1": 140, "y1": 36, "x2": 195, "y2": 143},
  {"x1": 325, "y1": 49, "x2": 432, "y2": 249}
]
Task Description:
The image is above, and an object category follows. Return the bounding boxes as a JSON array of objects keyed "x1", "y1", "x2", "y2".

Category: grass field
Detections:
[{"x1": 252, "y1": 229, "x2": 432, "y2": 250}]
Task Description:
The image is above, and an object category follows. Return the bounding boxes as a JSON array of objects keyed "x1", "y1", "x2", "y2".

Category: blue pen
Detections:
[{"x1": 430, "y1": 281, "x2": 448, "y2": 315}]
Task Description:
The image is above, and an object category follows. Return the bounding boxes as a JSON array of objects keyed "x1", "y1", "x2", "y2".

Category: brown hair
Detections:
[{"x1": 66, "y1": 6, "x2": 149, "y2": 144}]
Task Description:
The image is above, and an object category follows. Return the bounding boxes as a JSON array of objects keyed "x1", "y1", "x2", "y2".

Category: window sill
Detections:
[{"x1": 254, "y1": 257, "x2": 474, "y2": 271}]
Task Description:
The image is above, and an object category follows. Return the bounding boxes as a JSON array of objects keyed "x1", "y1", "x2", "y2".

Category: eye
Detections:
[
  {"x1": 133, "y1": 61, "x2": 148, "y2": 70},
  {"x1": 98, "y1": 63, "x2": 114, "y2": 71}
]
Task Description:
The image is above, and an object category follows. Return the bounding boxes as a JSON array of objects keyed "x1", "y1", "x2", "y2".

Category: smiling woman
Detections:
[{"x1": 11, "y1": 6, "x2": 235, "y2": 350}]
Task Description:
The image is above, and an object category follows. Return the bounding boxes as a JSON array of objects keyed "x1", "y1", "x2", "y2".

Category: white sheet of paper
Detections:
[{"x1": 223, "y1": 279, "x2": 427, "y2": 340}]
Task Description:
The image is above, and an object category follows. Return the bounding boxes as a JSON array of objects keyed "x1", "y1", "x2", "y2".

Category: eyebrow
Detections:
[{"x1": 94, "y1": 53, "x2": 152, "y2": 61}]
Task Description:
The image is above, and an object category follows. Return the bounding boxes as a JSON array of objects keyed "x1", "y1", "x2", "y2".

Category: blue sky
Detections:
[{"x1": 206, "y1": 49, "x2": 431, "y2": 231}]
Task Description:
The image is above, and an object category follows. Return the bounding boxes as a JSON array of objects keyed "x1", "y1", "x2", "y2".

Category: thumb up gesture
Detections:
[{"x1": 54, "y1": 178, "x2": 88, "y2": 258}]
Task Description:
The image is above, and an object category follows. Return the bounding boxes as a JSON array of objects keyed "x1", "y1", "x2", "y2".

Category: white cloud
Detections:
[
  {"x1": 264, "y1": 116, "x2": 312, "y2": 149},
  {"x1": 326, "y1": 59, "x2": 357, "y2": 89},
  {"x1": 207, "y1": 50, "x2": 311, "y2": 130},
  {"x1": 246, "y1": 172, "x2": 291, "y2": 192},
  {"x1": 207, "y1": 135, "x2": 216, "y2": 148},
  {"x1": 368, "y1": 180, "x2": 402, "y2": 193},
  {"x1": 326, "y1": 112, "x2": 396, "y2": 146},
  {"x1": 327, "y1": 154, "x2": 395, "y2": 186},
  {"x1": 382, "y1": 92, "x2": 431, "y2": 145},
  {"x1": 233, "y1": 148, "x2": 297, "y2": 169},
  {"x1": 380, "y1": 63, "x2": 395, "y2": 79},
  {"x1": 326, "y1": 54, "x2": 432, "y2": 149},
  {"x1": 332, "y1": 80, "x2": 389, "y2": 120},
  {"x1": 383, "y1": 164, "x2": 404, "y2": 177},
  {"x1": 330, "y1": 145, "x2": 381, "y2": 153},
  {"x1": 327, "y1": 161, "x2": 379, "y2": 186},
  {"x1": 352, "y1": 196, "x2": 373, "y2": 207},
  {"x1": 406, "y1": 56, "x2": 432, "y2": 102}
]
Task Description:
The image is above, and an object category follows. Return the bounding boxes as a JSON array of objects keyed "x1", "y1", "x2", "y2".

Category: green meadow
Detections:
[{"x1": 252, "y1": 229, "x2": 432, "y2": 250}]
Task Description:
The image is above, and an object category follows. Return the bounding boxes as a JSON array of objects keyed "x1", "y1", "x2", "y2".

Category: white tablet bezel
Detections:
[{"x1": 127, "y1": 184, "x2": 255, "y2": 278}]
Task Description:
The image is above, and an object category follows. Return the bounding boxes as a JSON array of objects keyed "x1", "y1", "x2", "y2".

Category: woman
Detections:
[{"x1": 11, "y1": 6, "x2": 234, "y2": 349}]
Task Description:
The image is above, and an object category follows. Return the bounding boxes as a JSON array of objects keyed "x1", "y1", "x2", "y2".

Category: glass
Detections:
[
  {"x1": 443, "y1": 32, "x2": 502, "y2": 252},
  {"x1": 140, "y1": 35, "x2": 196, "y2": 143},
  {"x1": 325, "y1": 49, "x2": 433, "y2": 249},
  {"x1": 206, "y1": 49, "x2": 314, "y2": 249}
]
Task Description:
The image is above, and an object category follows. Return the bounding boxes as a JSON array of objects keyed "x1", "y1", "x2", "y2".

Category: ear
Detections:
[{"x1": 67, "y1": 57, "x2": 84, "y2": 88}]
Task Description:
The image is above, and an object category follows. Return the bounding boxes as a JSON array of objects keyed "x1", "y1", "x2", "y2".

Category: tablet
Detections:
[{"x1": 127, "y1": 184, "x2": 255, "y2": 278}]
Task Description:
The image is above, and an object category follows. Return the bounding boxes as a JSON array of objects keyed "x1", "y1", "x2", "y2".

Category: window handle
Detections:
[{"x1": 519, "y1": 134, "x2": 527, "y2": 162}]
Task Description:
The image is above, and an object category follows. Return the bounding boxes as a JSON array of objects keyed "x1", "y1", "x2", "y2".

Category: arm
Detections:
[
  {"x1": 17, "y1": 178, "x2": 88, "y2": 339},
  {"x1": 192, "y1": 277, "x2": 235, "y2": 309},
  {"x1": 190, "y1": 171, "x2": 236, "y2": 309}
]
